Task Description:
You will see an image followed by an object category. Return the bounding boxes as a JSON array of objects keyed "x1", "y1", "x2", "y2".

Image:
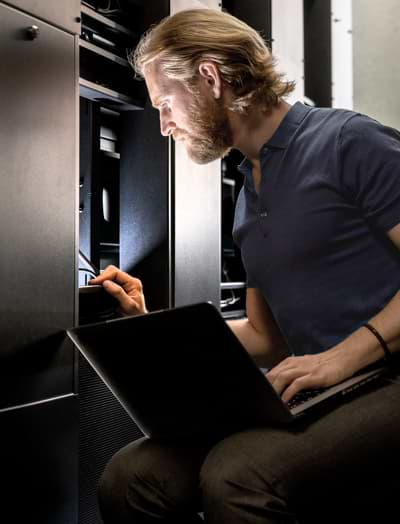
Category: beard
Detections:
[{"x1": 175, "y1": 94, "x2": 234, "y2": 165}]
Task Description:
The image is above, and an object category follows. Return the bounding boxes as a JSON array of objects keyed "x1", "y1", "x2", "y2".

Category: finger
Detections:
[
  {"x1": 102, "y1": 280, "x2": 141, "y2": 315},
  {"x1": 89, "y1": 265, "x2": 119, "y2": 284},
  {"x1": 281, "y1": 374, "x2": 317, "y2": 404},
  {"x1": 120, "y1": 275, "x2": 144, "y2": 295},
  {"x1": 267, "y1": 368, "x2": 304, "y2": 396},
  {"x1": 267, "y1": 355, "x2": 298, "y2": 382},
  {"x1": 90, "y1": 265, "x2": 139, "y2": 289}
]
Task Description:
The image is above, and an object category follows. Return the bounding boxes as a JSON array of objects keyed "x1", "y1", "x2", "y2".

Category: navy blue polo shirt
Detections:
[{"x1": 233, "y1": 101, "x2": 400, "y2": 355}]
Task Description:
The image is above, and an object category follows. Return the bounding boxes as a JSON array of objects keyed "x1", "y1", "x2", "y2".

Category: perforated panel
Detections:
[{"x1": 79, "y1": 355, "x2": 143, "y2": 524}]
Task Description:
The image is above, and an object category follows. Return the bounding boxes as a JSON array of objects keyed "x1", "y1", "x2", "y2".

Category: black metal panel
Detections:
[
  {"x1": 304, "y1": 0, "x2": 332, "y2": 107},
  {"x1": 119, "y1": 0, "x2": 170, "y2": 311},
  {"x1": 0, "y1": 4, "x2": 76, "y2": 408},
  {"x1": 2, "y1": 0, "x2": 81, "y2": 34},
  {"x1": 80, "y1": 100, "x2": 104, "y2": 272},
  {"x1": 141, "y1": 0, "x2": 170, "y2": 33},
  {"x1": 79, "y1": 98, "x2": 96, "y2": 270},
  {"x1": 0, "y1": 395, "x2": 78, "y2": 524},
  {"x1": 119, "y1": 101, "x2": 171, "y2": 311},
  {"x1": 223, "y1": 0, "x2": 272, "y2": 45},
  {"x1": 79, "y1": 355, "x2": 143, "y2": 524}
]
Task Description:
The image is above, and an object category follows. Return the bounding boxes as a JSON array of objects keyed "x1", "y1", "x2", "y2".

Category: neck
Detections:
[{"x1": 229, "y1": 100, "x2": 291, "y2": 166}]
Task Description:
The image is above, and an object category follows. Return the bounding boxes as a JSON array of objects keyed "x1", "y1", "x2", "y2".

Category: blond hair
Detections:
[{"x1": 130, "y1": 8, "x2": 295, "y2": 113}]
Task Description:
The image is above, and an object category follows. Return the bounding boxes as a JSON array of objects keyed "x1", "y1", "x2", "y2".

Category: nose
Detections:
[{"x1": 160, "y1": 113, "x2": 176, "y2": 137}]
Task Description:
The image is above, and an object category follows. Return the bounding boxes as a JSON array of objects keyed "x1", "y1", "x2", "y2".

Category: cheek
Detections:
[{"x1": 176, "y1": 107, "x2": 194, "y2": 129}]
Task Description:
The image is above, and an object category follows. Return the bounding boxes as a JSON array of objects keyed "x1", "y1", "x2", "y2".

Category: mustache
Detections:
[{"x1": 173, "y1": 130, "x2": 186, "y2": 141}]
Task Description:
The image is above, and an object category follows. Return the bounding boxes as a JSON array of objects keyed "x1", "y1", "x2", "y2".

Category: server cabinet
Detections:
[
  {"x1": 0, "y1": 2, "x2": 78, "y2": 523},
  {"x1": 2, "y1": 395, "x2": 78, "y2": 524},
  {"x1": 0, "y1": 1, "x2": 77, "y2": 408},
  {"x1": 3, "y1": 0, "x2": 80, "y2": 34}
]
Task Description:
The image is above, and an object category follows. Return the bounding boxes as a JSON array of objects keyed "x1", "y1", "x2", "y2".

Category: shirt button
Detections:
[{"x1": 260, "y1": 211, "x2": 268, "y2": 218}]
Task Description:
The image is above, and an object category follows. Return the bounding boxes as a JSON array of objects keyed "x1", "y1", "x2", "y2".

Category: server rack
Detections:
[
  {"x1": 1, "y1": 1, "x2": 272, "y2": 523},
  {"x1": 0, "y1": 1, "x2": 80, "y2": 522}
]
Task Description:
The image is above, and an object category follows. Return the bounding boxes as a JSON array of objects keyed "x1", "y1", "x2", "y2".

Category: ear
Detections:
[{"x1": 198, "y1": 61, "x2": 222, "y2": 99}]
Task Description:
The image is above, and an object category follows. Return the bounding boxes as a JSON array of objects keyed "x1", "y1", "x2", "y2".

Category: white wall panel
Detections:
[
  {"x1": 352, "y1": 0, "x2": 400, "y2": 128},
  {"x1": 331, "y1": 0, "x2": 353, "y2": 110},
  {"x1": 171, "y1": 0, "x2": 221, "y2": 15},
  {"x1": 271, "y1": 0, "x2": 304, "y2": 104}
]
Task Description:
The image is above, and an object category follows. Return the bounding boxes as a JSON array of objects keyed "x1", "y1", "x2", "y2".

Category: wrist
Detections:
[
  {"x1": 362, "y1": 323, "x2": 392, "y2": 362},
  {"x1": 331, "y1": 326, "x2": 387, "y2": 374}
]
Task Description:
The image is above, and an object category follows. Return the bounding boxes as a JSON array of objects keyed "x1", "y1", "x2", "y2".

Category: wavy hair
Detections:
[{"x1": 129, "y1": 8, "x2": 295, "y2": 113}]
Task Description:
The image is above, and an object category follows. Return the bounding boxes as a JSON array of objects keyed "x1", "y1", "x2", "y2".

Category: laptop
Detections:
[{"x1": 67, "y1": 301, "x2": 387, "y2": 440}]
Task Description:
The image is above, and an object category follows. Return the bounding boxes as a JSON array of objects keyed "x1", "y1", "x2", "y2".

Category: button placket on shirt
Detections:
[
  {"x1": 259, "y1": 209, "x2": 269, "y2": 238},
  {"x1": 258, "y1": 146, "x2": 271, "y2": 235}
]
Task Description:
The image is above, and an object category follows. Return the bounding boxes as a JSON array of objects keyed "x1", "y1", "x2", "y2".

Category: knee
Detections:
[
  {"x1": 98, "y1": 439, "x2": 144, "y2": 521},
  {"x1": 199, "y1": 437, "x2": 272, "y2": 504},
  {"x1": 98, "y1": 437, "x2": 203, "y2": 523},
  {"x1": 199, "y1": 435, "x2": 294, "y2": 523},
  {"x1": 98, "y1": 437, "x2": 171, "y2": 524}
]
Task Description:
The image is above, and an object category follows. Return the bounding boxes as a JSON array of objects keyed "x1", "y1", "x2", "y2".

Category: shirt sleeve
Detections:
[{"x1": 337, "y1": 113, "x2": 400, "y2": 232}]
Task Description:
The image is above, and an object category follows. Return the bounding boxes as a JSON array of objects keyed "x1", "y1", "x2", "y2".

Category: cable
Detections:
[{"x1": 79, "y1": 267, "x2": 98, "y2": 279}]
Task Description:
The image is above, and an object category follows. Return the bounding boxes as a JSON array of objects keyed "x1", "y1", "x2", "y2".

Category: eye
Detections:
[{"x1": 160, "y1": 101, "x2": 171, "y2": 113}]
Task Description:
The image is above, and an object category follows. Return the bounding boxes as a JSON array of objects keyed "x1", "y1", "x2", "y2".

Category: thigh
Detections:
[
  {"x1": 203, "y1": 377, "x2": 400, "y2": 522},
  {"x1": 98, "y1": 436, "x2": 213, "y2": 522}
]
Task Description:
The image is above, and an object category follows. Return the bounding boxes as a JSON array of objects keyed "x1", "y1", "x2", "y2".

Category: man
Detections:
[{"x1": 91, "y1": 8, "x2": 400, "y2": 524}]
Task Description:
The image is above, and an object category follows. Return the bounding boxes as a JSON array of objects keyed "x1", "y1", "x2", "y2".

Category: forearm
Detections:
[
  {"x1": 227, "y1": 317, "x2": 289, "y2": 368},
  {"x1": 330, "y1": 290, "x2": 400, "y2": 374},
  {"x1": 266, "y1": 291, "x2": 400, "y2": 401}
]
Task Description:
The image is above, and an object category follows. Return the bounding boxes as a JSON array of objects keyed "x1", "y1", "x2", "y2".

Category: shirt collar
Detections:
[
  {"x1": 265, "y1": 101, "x2": 312, "y2": 149},
  {"x1": 237, "y1": 101, "x2": 313, "y2": 175}
]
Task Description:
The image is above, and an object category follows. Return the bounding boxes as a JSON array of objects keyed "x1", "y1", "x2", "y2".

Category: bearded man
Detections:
[{"x1": 91, "y1": 8, "x2": 400, "y2": 524}]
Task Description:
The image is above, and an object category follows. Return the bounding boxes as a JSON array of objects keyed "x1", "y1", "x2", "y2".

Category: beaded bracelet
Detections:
[{"x1": 363, "y1": 323, "x2": 392, "y2": 362}]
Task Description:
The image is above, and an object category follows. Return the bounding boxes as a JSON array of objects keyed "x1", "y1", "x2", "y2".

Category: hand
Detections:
[
  {"x1": 89, "y1": 265, "x2": 147, "y2": 317},
  {"x1": 266, "y1": 348, "x2": 354, "y2": 403}
]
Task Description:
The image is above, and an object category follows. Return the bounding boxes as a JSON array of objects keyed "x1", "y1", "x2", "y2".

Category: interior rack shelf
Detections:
[
  {"x1": 101, "y1": 150, "x2": 121, "y2": 160},
  {"x1": 79, "y1": 78, "x2": 143, "y2": 111},
  {"x1": 81, "y1": 4, "x2": 138, "y2": 40},
  {"x1": 79, "y1": 1, "x2": 143, "y2": 111},
  {"x1": 221, "y1": 309, "x2": 246, "y2": 320},
  {"x1": 220, "y1": 282, "x2": 246, "y2": 290},
  {"x1": 79, "y1": 39, "x2": 130, "y2": 68}
]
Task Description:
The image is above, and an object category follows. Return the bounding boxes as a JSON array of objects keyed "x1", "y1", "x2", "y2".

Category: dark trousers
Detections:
[{"x1": 98, "y1": 377, "x2": 400, "y2": 524}]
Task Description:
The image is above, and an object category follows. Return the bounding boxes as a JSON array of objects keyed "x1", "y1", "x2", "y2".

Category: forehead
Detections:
[{"x1": 144, "y1": 63, "x2": 187, "y2": 106}]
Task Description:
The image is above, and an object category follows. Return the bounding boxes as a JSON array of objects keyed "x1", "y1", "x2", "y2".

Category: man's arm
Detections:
[
  {"x1": 92, "y1": 268, "x2": 289, "y2": 367},
  {"x1": 227, "y1": 287, "x2": 290, "y2": 368},
  {"x1": 267, "y1": 223, "x2": 400, "y2": 402}
]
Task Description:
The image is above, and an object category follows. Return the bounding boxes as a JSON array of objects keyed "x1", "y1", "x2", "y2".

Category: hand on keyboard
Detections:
[{"x1": 266, "y1": 349, "x2": 356, "y2": 403}]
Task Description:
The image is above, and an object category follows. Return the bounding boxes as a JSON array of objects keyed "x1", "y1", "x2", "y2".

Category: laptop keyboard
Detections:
[{"x1": 287, "y1": 388, "x2": 327, "y2": 409}]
